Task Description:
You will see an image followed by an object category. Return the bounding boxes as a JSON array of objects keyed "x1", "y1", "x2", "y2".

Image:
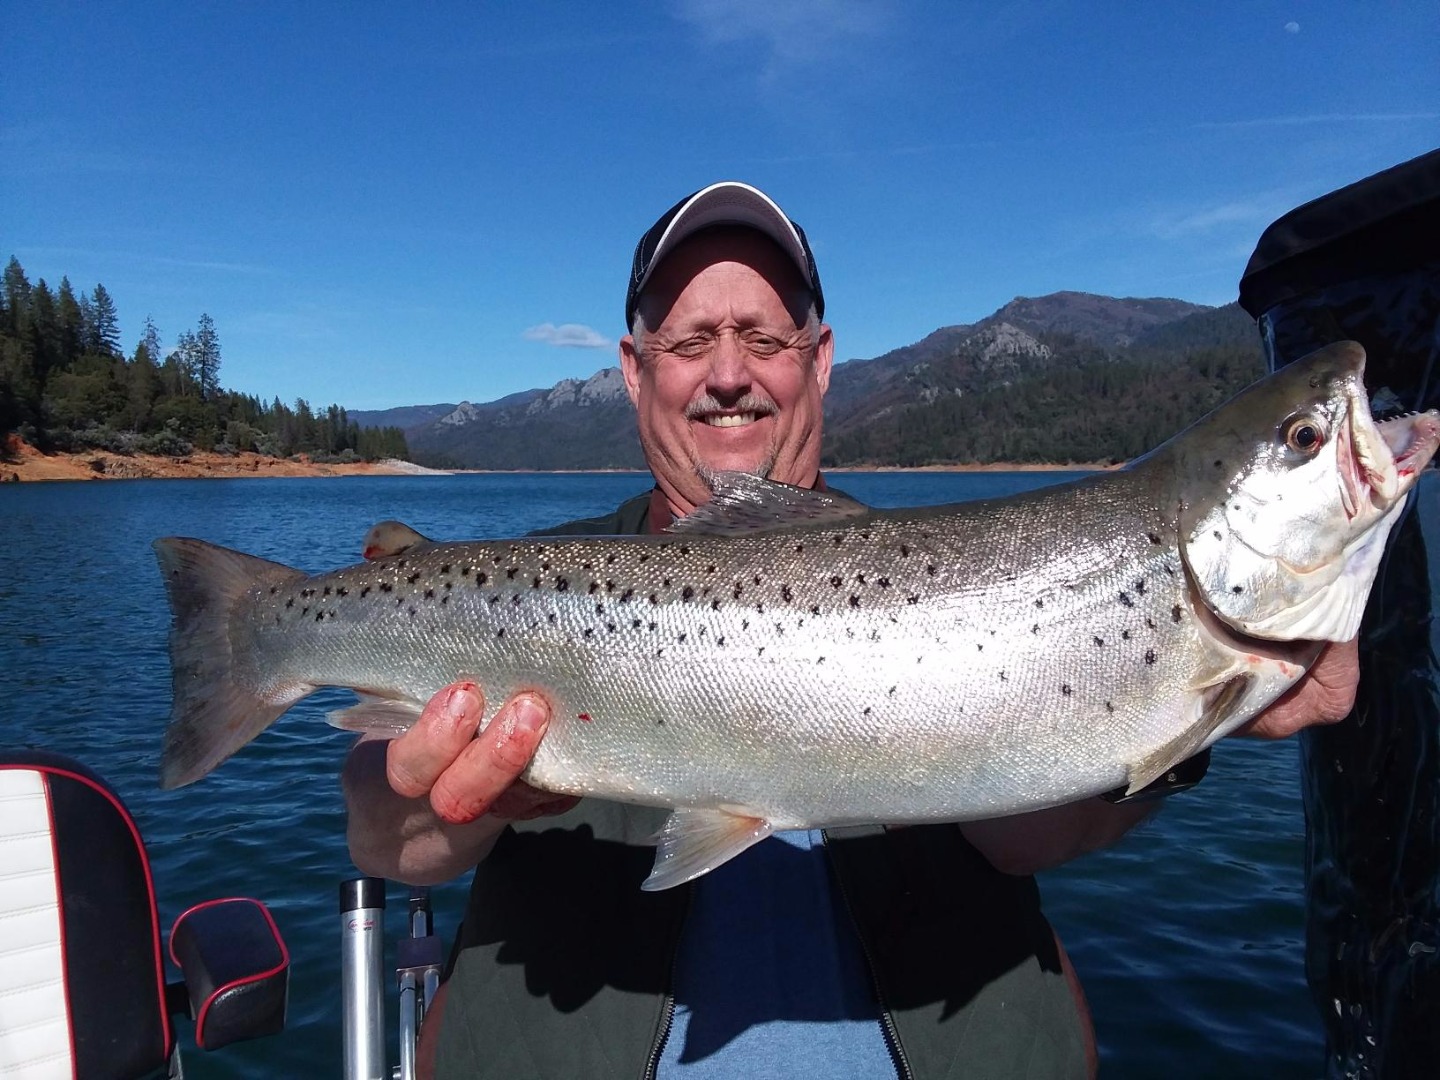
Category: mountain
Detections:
[
  {"x1": 367, "y1": 292, "x2": 1264, "y2": 470},
  {"x1": 348, "y1": 403, "x2": 458, "y2": 430}
]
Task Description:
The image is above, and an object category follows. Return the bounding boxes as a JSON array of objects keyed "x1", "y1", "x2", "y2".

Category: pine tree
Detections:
[
  {"x1": 56, "y1": 277, "x2": 85, "y2": 368},
  {"x1": 90, "y1": 284, "x2": 121, "y2": 356},
  {"x1": 193, "y1": 313, "x2": 221, "y2": 400}
]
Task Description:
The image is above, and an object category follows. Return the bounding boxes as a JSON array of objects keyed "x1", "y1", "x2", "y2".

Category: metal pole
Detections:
[
  {"x1": 340, "y1": 878, "x2": 387, "y2": 1080},
  {"x1": 397, "y1": 887, "x2": 443, "y2": 1080}
]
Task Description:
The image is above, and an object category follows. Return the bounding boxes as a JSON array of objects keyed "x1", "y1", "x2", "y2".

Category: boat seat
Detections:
[{"x1": 0, "y1": 749, "x2": 287, "y2": 1079}]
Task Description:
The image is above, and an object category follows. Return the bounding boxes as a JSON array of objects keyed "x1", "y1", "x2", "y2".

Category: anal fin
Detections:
[
  {"x1": 642, "y1": 807, "x2": 774, "y2": 891},
  {"x1": 328, "y1": 694, "x2": 426, "y2": 735},
  {"x1": 1123, "y1": 675, "x2": 1252, "y2": 795}
]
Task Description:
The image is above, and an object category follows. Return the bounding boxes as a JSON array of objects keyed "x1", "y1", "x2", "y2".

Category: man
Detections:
[{"x1": 344, "y1": 182, "x2": 1360, "y2": 1078}]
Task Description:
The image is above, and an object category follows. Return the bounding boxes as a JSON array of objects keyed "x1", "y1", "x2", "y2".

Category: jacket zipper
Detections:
[
  {"x1": 823, "y1": 829, "x2": 915, "y2": 1080},
  {"x1": 641, "y1": 886, "x2": 691, "y2": 1080}
]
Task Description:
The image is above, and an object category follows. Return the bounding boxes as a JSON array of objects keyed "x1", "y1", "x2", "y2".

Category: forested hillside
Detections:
[{"x1": 0, "y1": 256, "x2": 409, "y2": 463}]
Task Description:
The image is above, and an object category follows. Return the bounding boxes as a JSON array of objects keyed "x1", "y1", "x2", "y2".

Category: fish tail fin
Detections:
[{"x1": 153, "y1": 537, "x2": 308, "y2": 790}]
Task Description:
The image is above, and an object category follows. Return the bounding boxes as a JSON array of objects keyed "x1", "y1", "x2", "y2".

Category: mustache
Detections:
[{"x1": 684, "y1": 394, "x2": 779, "y2": 421}]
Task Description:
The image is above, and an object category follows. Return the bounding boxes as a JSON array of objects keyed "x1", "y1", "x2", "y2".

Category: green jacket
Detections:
[{"x1": 435, "y1": 490, "x2": 1089, "y2": 1079}]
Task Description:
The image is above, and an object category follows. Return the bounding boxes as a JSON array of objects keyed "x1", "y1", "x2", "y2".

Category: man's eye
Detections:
[
  {"x1": 742, "y1": 334, "x2": 782, "y2": 355},
  {"x1": 671, "y1": 336, "x2": 713, "y2": 357}
]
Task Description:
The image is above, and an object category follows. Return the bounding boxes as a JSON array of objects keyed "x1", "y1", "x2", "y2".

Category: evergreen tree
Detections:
[
  {"x1": 90, "y1": 284, "x2": 121, "y2": 356},
  {"x1": 56, "y1": 277, "x2": 85, "y2": 368},
  {"x1": 193, "y1": 313, "x2": 221, "y2": 400}
]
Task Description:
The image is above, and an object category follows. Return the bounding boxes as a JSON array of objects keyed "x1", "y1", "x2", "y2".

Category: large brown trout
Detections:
[{"x1": 155, "y1": 342, "x2": 1439, "y2": 889}]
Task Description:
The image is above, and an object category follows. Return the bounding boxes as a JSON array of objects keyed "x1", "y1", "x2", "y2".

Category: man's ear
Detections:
[
  {"x1": 813, "y1": 323, "x2": 834, "y2": 396},
  {"x1": 618, "y1": 334, "x2": 643, "y2": 409}
]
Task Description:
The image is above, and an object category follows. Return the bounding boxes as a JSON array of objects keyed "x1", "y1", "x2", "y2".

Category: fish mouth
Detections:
[{"x1": 1340, "y1": 391, "x2": 1440, "y2": 519}]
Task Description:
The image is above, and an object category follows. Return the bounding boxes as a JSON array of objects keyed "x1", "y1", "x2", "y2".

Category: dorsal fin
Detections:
[{"x1": 666, "y1": 472, "x2": 871, "y2": 536}]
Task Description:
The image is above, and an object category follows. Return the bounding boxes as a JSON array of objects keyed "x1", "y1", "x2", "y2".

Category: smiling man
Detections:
[{"x1": 343, "y1": 182, "x2": 1360, "y2": 1079}]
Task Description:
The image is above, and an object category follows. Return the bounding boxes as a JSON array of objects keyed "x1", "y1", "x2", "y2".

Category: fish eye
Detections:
[{"x1": 1282, "y1": 414, "x2": 1327, "y2": 455}]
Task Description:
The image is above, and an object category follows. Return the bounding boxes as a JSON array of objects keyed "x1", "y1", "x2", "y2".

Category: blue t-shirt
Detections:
[{"x1": 657, "y1": 829, "x2": 898, "y2": 1078}]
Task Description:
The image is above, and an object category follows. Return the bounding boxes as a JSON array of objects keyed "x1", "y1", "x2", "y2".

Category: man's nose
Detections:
[{"x1": 705, "y1": 333, "x2": 751, "y2": 397}]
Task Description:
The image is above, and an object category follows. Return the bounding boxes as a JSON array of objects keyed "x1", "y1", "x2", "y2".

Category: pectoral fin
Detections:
[
  {"x1": 1123, "y1": 674, "x2": 1252, "y2": 795},
  {"x1": 642, "y1": 807, "x2": 774, "y2": 891}
]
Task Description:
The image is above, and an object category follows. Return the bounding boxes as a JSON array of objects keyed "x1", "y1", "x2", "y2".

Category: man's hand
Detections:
[
  {"x1": 387, "y1": 682, "x2": 577, "y2": 824},
  {"x1": 1231, "y1": 638, "x2": 1359, "y2": 739},
  {"x1": 342, "y1": 683, "x2": 576, "y2": 884}
]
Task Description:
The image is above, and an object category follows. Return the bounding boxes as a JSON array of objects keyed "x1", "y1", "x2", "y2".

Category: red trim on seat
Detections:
[
  {"x1": 1, "y1": 763, "x2": 174, "y2": 1062},
  {"x1": 169, "y1": 898, "x2": 289, "y2": 1049}
]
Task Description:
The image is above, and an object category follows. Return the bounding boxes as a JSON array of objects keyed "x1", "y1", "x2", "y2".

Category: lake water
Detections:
[{"x1": 0, "y1": 470, "x2": 1356, "y2": 1076}]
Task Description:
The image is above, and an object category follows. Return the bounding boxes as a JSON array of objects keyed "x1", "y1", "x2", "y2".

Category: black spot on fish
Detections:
[
  {"x1": 607, "y1": 622, "x2": 616, "y2": 632},
  {"x1": 506, "y1": 568, "x2": 518, "y2": 579},
  {"x1": 1213, "y1": 530, "x2": 1223, "y2": 541},
  {"x1": 682, "y1": 586, "x2": 695, "y2": 600},
  {"x1": 620, "y1": 587, "x2": 633, "y2": 602},
  {"x1": 707, "y1": 564, "x2": 716, "y2": 574},
  {"x1": 1121, "y1": 629, "x2": 1131, "y2": 640},
  {"x1": 1231, "y1": 585, "x2": 1243, "y2": 594},
  {"x1": 863, "y1": 707, "x2": 872, "y2": 716},
  {"x1": 977, "y1": 643, "x2": 983, "y2": 652},
  {"x1": 999, "y1": 670, "x2": 1007, "y2": 681},
  {"x1": 408, "y1": 607, "x2": 417, "y2": 618},
  {"x1": 1145, "y1": 617, "x2": 1156, "y2": 629},
  {"x1": 380, "y1": 582, "x2": 393, "y2": 593},
  {"x1": 1145, "y1": 649, "x2": 1156, "y2": 665},
  {"x1": 900, "y1": 544, "x2": 910, "y2": 557},
  {"x1": 1171, "y1": 605, "x2": 1182, "y2": 623},
  {"x1": 1094, "y1": 636, "x2": 1104, "y2": 647},
  {"x1": 269, "y1": 585, "x2": 278, "y2": 595},
  {"x1": 926, "y1": 564, "x2": 937, "y2": 576},
  {"x1": 286, "y1": 597, "x2": 295, "y2": 608},
  {"x1": 424, "y1": 588, "x2": 435, "y2": 599},
  {"x1": 1147, "y1": 532, "x2": 1161, "y2": 545},
  {"x1": 496, "y1": 628, "x2": 505, "y2": 638},
  {"x1": 632, "y1": 618, "x2": 641, "y2": 628},
  {"x1": 742, "y1": 619, "x2": 749, "y2": 630},
  {"x1": 856, "y1": 573, "x2": 867, "y2": 585},
  {"x1": 755, "y1": 602, "x2": 765, "y2": 614},
  {"x1": 583, "y1": 628, "x2": 593, "y2": 638},
  {"x1": 359, "y1": 587, "x2": 370, "y2": 598},
  {"x1": 834, "y1": 535, "x2": 843, "y2": 547},
  {"x1": 781, "y1": 584, "x2": 793, "y2": 602},
  {"x1": 680, "y1": 545, "x2": 690, "y2": 555},
  {"x1": 1105, "y1": 701, "x2": 1115, "y2": 714},
  {"x1": 440, "y1": 564, "x2": 450, "y2": 574},
  {"x1": 849, "y1": 595, "x2": 861, "y2": 608},
  {"x1": 906, "y1": 595, "x2": 920, "y2": 605},
  {"x1": 889, "y1": 686, "x2": 897, "y2": 696},
  {"x1": 556, "y1": 578, "x2": 570, "y2": 592},
  {"x1": 588, "y1": 582, "x2": 599, "y2": 595},
  {"x1": 338, "y1": 587, "x2": 349, "y2": 597},
  {"x1": 649, "y1": 593, "x2": 659, "y2": 605},
  {"x1": 810, "y1": 604, "x2": 821, "y2": 616},
  {"x1": 662, "y1": 577, "x2": 672, "y2": 588},
  {"x1": 512, "y1": 595, "x2": 522, "y2": 606},
  {"x1": 877, "y1": 577, "x2": 890, "y2": 589},
  {"x1": 733, "y1": 583, "x2": 744, "y2": 599},
  {"x1": 1214, "y1": 459, "x2": 1223, "y2": 469},
  {"x1": 606, "y1": 554, "x2": 616, "y2": 565},
  {"x1": 407, "y1": 572, "x2": 421, "y2": 584},
  {"x1": 830, "y1": 575, "x2": 842, "y2": 588},
  {"x1": 1034, "y1": 598, "x2": 1043, "y2": 608},
  {"x1": 648, "y1": 621, "x2": 657, "y2": 631},
  {"x1": 1061, "y1": 684, "x2": 1072, "y2": 696},
  {"x1": 582, "y1": 561, "x2": 592, "y2": 571},
  {"x1": 442, "y1": 595, "x2": 450, "y2": 605},
  {"x1": 711, "y1": 599, "x2": 722, "y2": 611},
  {"x1": 315, "y1": 611, "x2": 324, "y2": 622},
  {"x1": 753, "y1": 575, "x2": 762, "y2": 587},
  {"x1": 717, "y1": 635, "x2": 726, "y2": 646},
  {"x1": 1119, "y1": 592, "x2": 1134, "y2": 607},
  {"x1": 548, "y1": 613, "x2": 557, "y2": 624},
  {"x1": 531, "y1": 576, "x2": 542, "y2": 589},
  {"x1": 1134, "y1": 579, "x2": 1146, "y2": 595},
  {"x1": 677, "y1": 632, "x2": 686, "y2": 643},
  {"x1": 639, "y1": 553, "x2": 650, "y2": 563},
  {"x1": 301, "y1": 606, "x2": 310, "y2": 616},
  {"x1": 477, "y1": 572, "x2": 488, "y2": 585},
  {"x1": 595, "y1": 603, "x2": 605, "y2": 615},
  {"x1": 1032, "y1": 623, "x2": 1040, "y2": 634}
]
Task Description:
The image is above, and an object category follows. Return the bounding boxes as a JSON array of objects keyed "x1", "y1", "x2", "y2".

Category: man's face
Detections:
[{"x1": 618, "y1": 228, "x2": 833, "y2": 516}]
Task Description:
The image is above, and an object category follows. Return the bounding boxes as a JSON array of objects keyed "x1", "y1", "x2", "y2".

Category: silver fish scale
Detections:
[{"x1": 234, "y1": 469, "x2": 1224, "y2": 825}]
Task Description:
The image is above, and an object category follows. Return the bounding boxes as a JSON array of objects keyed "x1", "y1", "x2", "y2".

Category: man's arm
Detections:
[
  {"x1": 342, "y1": 684, "x2": 572, "y2": 885},
  {"x1": 961, "y1": 638, "x2": 1360, "y2": 876}
]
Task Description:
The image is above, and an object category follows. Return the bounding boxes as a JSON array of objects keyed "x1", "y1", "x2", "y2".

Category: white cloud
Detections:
[
  {"x1": 672, "y1": 0, "x2": 886, "y2": 71},
  {"x1": 523, "y1": 322, "x2": 613, "y2": 349},
  {"x1": 1285, "y1": 21, "x2": 1300, "y2": 34}
]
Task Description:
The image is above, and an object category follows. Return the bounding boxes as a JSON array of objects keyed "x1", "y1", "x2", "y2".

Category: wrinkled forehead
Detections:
[{"x1": 635, "y1": 226, "x2": 815, "y2": 333}]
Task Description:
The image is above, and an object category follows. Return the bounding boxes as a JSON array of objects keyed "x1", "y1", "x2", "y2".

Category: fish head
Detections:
[{"x1": 1176, "y1": 340, "x2": 1439, "y2": 642}]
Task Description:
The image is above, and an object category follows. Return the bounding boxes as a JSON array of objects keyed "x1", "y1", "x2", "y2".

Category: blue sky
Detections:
[{"x1": 5, "y1": 2, "x2": 1436, "y2": 411}]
